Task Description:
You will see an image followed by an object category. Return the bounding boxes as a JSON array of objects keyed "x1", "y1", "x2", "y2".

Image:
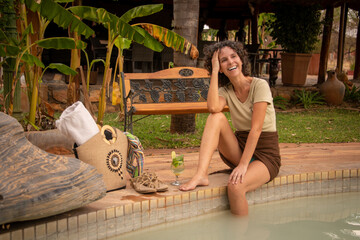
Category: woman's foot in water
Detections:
[{"x1": 179, "y1": 174, "x2": 209, "y2": 191}]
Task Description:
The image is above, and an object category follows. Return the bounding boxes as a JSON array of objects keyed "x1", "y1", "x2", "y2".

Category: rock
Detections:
[{"x1": 0, "y1": 113, "x2": 106, "y2": 225}]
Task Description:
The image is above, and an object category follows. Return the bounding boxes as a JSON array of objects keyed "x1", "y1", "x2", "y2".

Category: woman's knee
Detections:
[
  {"x1": 227, "y1": 182, "x2": 247, "y2": 197},
  {"x1": 206, "y1": 112, "x2": 228, "y2": 126}
]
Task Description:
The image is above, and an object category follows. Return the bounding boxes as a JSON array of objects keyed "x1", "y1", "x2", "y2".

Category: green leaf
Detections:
[
  {"x1": 36, "y1": 37, "x2": 80, "y2": 49},
  {"x1": 0, "y1": 29, "x2": 9, "y2": 43},
  {"x1": 22, "y1": 53, "x2": 45, "y2": 68},
  {"x1": 120, "y1": 4, "x2": 163, "y2": 23},
  {"x1": 171, "y1": 155, "x2": 184, "y2": 167},
  {"x1": 75, "y1": 39, "x2": 87, "y2": 50},
  {"x1": 48, "y1": 63, "x2": 78, "y2": 75},
  {"x1": 113, "y1": 37, "x2": 131, "y2": 50},
  {"x1": 108, "y1": 15, "x2": 144, "y2": 44},
  {"x1": 132, "y1": 26, "x2": 163, "y2": 52},
  {"x1": 19, "y1": 23, "x2": 34, "y2": 45},
  {"x1": 69, "y1": 6, "x2": 144, "y2": 43},
  {"x1": 69, "y1": 6, "x2": 109, "y2": 24},
  {"x1": 0, "y1": 45, "x2": 5, "y2": 57},
  {"x1": 25, "y1": 0, "x2": 40, "y2": 12},
  {"x1": 3, "y1": 44, "x2": 20, "y2": 56},
  {"x1": 26, "y1": 0, "x2": 94, "y2": 38}
]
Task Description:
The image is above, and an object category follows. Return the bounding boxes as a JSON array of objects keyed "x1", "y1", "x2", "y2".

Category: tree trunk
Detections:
[
  {"x1": 318, "y1": 7, "x2": 333, "y2": 85},
  {"x1": 353, "y1": 10, "x2": 360, "y2": 80},
  {"x1": 171, "y1": 0, "x2": 199, "y2": 134},
  {"x1": 336, "y1": 3, "x2": 348, "y2": 74}
]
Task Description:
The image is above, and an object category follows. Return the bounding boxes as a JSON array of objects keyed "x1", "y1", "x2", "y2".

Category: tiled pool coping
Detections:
[{"x1": 0, "y1": 168, "x2": 359, "y2": 240}]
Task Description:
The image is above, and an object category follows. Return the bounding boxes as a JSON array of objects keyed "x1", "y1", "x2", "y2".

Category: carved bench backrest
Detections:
[{"x1": 124, "y1": 67, "x2": 211, "y2": 104}]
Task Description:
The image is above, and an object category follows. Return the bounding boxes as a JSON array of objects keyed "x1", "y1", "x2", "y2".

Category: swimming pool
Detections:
[
  {"x1": 116, "y1": 192, "x2": 360, "y2": 240},
  {"x1": 0, "y1": 170, "x2": 358, "y2": 239}
]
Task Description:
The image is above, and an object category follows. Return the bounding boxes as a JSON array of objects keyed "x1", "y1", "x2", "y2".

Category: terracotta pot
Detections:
[
  {"x1": 319, "y1": 70, "x2": 345, "y2": 105},
  {"x1": 308, "y1": 53, "x2": 320, "y2": 75},
  {"x1": 281, "y1": 52, "x2": 312, "y2": 86}
]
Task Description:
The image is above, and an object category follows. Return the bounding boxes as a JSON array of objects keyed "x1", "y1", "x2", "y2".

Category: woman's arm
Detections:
[
  {"x1": 207, "y1": 50, "x2": 227, "y2": 112},
  {"x1": 229, "y1": 101, "x2": 267, "y2": 184}
]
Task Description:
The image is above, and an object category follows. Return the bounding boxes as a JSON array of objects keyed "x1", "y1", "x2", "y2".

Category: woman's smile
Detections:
[{"x1": 219, "y1": 46, "x2": 242, "y2": 75}]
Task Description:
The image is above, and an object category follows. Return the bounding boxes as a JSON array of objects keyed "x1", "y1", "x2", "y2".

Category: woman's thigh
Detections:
[
  {"x1": 240, "y1": 160, "x2": 270, "y2": 192},
  {"x1": 216, "y1": 119, "x2": 242, "y2": 166}
]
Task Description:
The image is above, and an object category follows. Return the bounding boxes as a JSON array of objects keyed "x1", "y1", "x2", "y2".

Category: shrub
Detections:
[
  {"x1": 293, "y1": 89, "x2": 325, "y2": 109},
  {"x1": 344, "y1": 85, "x2": 360, "y2": 103},
  {"x1": 273, "y1": 96, "x2": 290, "y2": 110}
]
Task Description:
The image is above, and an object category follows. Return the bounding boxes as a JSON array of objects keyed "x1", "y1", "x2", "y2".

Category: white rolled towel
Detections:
[{"x1": 56, "y1": 101, "x2": 99, "y2": 146}]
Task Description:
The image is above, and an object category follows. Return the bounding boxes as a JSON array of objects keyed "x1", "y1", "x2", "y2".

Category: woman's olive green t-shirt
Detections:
[{"x1": 218, "y1": 77, "x2": 276, "y2": 132}]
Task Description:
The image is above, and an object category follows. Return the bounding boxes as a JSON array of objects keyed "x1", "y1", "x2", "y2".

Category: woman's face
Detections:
[{"x1": 218, "y1": 46, "x2": 242, "y2": 78}]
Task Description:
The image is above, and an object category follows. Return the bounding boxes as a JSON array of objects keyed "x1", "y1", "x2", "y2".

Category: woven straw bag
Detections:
[{"x1": 75, "y1": 125, "x2": 128, "y2": 191}]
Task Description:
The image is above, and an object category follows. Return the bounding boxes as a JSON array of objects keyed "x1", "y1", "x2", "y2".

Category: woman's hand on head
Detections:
[{"x1": 211, "y1": 50, "x2": 220, "y2": 74}]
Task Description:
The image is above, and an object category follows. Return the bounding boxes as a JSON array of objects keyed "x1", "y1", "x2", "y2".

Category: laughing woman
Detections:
[{"x1": 179, "y1": 40, "x2": 281, "y2": 216}]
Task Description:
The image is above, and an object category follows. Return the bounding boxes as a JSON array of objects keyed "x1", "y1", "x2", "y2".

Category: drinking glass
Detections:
[{"x1": 170, "y1": 154, "x2": 184, "y2": 186}]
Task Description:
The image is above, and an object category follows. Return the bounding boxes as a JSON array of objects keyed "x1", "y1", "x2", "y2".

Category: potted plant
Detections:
[{"x1": 270, "y1": 4, "x2": 322, "y2": 86}]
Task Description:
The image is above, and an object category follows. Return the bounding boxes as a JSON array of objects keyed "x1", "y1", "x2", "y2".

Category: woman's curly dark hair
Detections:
[{"x1": 203, "y1": 40, "x2": 251, "y2": 87}]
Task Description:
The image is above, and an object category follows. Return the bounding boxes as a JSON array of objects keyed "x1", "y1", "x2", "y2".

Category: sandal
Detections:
[
  {"x1": 143, "y1": 172, "x2": 168, "y2": 192},
  {"x1": 130, "y1": 175, "x2": 156, "y2": 194}
]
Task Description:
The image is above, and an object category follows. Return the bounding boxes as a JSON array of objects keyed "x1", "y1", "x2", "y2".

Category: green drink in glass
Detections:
[{"x1": 171, "y1": 151, "x2": 184, "y2": 186}]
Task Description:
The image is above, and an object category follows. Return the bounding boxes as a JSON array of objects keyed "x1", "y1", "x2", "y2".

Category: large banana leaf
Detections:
[
  {"x1": 0, "y1": 44, "x2": 20, "y2": 57},
  {"x1": 138, "y1": 23, "x2": 199, "y2": 59},
  {"x1": 132, "y1": 26, "x2": 164, "y2": 52},
  {"x1": 22, "y1": 53, "x2": 45, "y2": 68},
  {"x1": 36, "y1": 37, "x2": 86, "y2": 50},
  {"x1": 69, "y1": 6, "x2": 144, "y2": 44},
  {"x1": 25, "y1": 0, "x2": 94, "y2": 38},
  {"x1": 120, "y1": 4, "x2": 163, "y2": 24},
  {"x1": 48, "y1": 63, "x2": 78, "y2": 75}
]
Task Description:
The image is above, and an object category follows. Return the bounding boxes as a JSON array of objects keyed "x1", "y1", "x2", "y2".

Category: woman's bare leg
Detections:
[
  {"x1": 227, "y1": 161, "x2": 270, "y2": 216},
  {"x1": 179, "y1": 112, "x2": 241, "y2": 191}
]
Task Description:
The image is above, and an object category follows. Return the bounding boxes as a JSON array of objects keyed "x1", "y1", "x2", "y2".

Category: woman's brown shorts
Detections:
[{"x1": 219, "y1": 131, "x2": 281, "y2": 181}]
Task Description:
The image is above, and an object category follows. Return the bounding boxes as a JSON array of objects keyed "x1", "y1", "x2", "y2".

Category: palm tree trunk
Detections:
[{"x1": 171, "y1": 0, "x2": 199, "y2": 134}]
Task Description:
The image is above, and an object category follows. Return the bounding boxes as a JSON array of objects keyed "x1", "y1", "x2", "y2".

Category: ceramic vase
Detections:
[{"x1": 319, "y1": 70, "x2": 345, "y2": 105}]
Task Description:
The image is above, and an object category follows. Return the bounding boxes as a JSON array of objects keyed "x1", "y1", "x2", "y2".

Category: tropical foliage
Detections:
[
  {"x1": 344, "y1": 85, "x2": 360, "y2": 103},
  {"x1": 0, "y1": 0, "x2": 94, "y2": 126},
  {"x1": 69, "y1": 4, "x2": 198, "y2": 124},
  {"x1": 269, "y1": 4, "x2": 322, "y2": 53},
  {"x1": 293, "y1": 89, "x2": 325, "y2": 109},
  {"x1": 1, "y1": 1, "x2": 199, "y2": 128}
]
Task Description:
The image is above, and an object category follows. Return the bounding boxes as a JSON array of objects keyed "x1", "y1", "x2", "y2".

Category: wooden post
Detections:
[
  {"x1": 247, "y1": 20, "x2": 251, "y2": 44},
  {"x1": 353, "y1": 10, "x2": 360, "y2": 80},
  {"x1": 318, "y1": 7, "x2": 333, "y2": 84},
  {"x1": 251, "y1": 8, "x2": 259, "y2": 45},
  {"x1": 336, "y1": 3, "x2": 348, "y2": 74}
]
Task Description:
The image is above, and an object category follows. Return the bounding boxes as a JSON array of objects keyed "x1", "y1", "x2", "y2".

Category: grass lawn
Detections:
[{"x1": 103, "y1": 108, "x2": 360, "y2": 149}]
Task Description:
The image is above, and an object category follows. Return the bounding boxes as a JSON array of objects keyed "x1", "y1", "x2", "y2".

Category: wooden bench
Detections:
[{"x1": 121, "y1": 67, "x2": 229, "y2": 132}]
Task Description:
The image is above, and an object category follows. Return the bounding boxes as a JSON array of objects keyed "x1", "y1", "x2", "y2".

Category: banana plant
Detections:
[
  {"x1": 1, "y1": 34, "x2": 85, "y2": 124},
  {"x1": 69, "y1": 5, "x2": 146, "y2": 124},
  {"x1": 24, "y1": 0, "x2": 95, "y2": 121},
  {"x1": 1, "y1": 0, "x2": 94, "y2": 126},
  {"x1": 69, "y1": 4, "x2": 199, "y2": 124}
]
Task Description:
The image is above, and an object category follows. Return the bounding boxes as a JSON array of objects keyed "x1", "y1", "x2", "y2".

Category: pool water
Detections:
[{"x1": 116, "y1": 192, "x2": 360, "y2": 240}]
